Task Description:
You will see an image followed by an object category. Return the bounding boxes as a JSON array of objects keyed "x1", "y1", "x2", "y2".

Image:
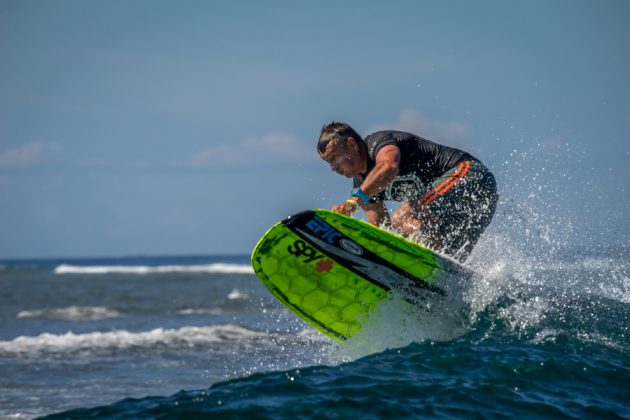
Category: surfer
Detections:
[{"x1": 318, "y1": 122, "x2": 498, "y2": 262}]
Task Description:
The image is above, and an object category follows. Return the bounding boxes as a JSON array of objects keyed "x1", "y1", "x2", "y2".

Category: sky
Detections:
[{"x1": 1, "y1": 0, "x2": 629, "y2": 259}]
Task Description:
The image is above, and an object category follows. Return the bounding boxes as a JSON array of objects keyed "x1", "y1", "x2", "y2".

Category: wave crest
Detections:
[
  {"x1": 0, "y1": 325, "x2": 266, "y2": 355},
  {"x1": 17, "y1": 306, "x2": 123, "y2": 321},
  {"x1": 54, "y1": 263, "x2": 254, "y2": 275}
]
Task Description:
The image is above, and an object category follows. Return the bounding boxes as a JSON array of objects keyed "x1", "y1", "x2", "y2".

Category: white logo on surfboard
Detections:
[{"x1": 339, "y1": 238, "x2": 363, "y2": 255}]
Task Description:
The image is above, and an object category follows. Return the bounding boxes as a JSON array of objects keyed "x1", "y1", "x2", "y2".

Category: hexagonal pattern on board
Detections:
[{"x1": 259, "y1": 239, "x2": 389, "y2": 339}]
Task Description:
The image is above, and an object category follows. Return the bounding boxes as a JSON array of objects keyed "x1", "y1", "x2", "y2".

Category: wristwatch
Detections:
[{"x1": 351, "y1": 187, "x2": 370, "y2": 204}]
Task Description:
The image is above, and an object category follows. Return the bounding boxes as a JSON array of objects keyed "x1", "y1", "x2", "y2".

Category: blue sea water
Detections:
[{"x1": 1, "y1": 244, "x2": 629, "y2": 418}]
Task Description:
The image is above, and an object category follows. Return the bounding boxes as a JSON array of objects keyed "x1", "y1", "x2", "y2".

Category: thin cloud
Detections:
[
  {"x1": 179, "y1": 133, "x2": 315, "y2": 167},
  {"x1": 0, "y1": 141, "x2": 60, "y2": 169},
  {"x1": 368, "y1": 109, "x2": 469, "y2": 146}
]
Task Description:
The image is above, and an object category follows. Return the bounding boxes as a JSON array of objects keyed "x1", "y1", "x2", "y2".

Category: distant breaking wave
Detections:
[
  {"x1": 0, "y1": 325, "x2": 266, "y2": 355},
  {"x1": 17, "y1": 306, "x2": 123, "y2": 321},
  {"x1": 54, "y1": 263, "x2": 254, "y2": 275}
]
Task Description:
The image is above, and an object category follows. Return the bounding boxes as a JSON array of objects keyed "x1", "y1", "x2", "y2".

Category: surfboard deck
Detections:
[{"x1": 251, "y1": 209, "x2": 472, "y2": 341}]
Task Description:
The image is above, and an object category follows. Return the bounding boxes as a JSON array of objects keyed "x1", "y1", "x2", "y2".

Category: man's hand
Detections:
[{"x1": 331, "y1": 200, "x2": 358, "y2": 216}]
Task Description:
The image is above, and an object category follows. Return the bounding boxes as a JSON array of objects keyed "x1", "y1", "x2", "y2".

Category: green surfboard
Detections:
[{"x1": 251, "y1": 209, "x2": 471, "y2": 341}]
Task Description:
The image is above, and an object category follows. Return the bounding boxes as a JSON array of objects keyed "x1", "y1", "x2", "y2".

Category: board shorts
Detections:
[{"x1": 413, "y1": 159, "x2": 498, "y2": 262}]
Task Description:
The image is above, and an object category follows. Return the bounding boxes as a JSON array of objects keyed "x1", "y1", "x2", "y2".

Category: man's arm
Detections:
[
  {"x1": 331, "y1": 144, "x2": 400, "y2": 217},
  {"x1": 363, "y1": 201, "x2": 390, "y2": 227},
  {"x1": 358, "y1": 144, "x2": 400, "y2": 198}
]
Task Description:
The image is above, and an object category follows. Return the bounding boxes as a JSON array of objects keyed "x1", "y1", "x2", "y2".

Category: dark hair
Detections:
[{"x1": 317, "y1": 122, "x2": 364, "y2": 154}]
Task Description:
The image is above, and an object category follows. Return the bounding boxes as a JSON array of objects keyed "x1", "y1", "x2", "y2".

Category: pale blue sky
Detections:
[{"x1": 1, "y1": 0, "x2": 628, "y2": 258}]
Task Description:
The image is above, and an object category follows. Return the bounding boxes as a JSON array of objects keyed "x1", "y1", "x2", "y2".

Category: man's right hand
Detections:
[{"x1": 331, "y1": 200, "x2": 357, "y2": 216}]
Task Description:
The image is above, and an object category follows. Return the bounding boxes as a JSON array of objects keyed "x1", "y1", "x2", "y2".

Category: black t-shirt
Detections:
[{"x1": 353, "y1": 130, "x2": 477, "y2": 202}]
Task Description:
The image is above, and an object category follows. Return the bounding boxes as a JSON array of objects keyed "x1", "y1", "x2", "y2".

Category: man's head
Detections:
[{"x1": 318, "y1": 122, "x2": 366, "y2": 178}]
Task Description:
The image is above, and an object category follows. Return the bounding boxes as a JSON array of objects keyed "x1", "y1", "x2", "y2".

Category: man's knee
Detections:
[
  {"x1": 390, "y1": 213, "x2": 405, "y2": 232},
  {"x1": 390, "y1": 205, "x2": 414, "y2": 232}
]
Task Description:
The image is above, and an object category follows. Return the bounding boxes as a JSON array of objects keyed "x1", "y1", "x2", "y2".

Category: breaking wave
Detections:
[
  {"x1": 17, "y1": 306, "x2": 123, "y2": 321},
  {"x1": 0, "y1": 325, "x2": 267, "y2": 356},
  {"x1": 54, "y1": 263, "x2": 254, "y2": 275}
]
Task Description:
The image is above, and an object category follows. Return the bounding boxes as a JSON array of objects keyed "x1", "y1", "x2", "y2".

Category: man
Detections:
[{"x1": 318, "y1": 121, "x2": 498, "y2": 262}]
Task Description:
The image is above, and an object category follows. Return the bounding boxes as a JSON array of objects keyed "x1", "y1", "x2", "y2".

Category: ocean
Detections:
[{"x1": 1, "y1": 245, "x2": 628, "y2": 418}]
